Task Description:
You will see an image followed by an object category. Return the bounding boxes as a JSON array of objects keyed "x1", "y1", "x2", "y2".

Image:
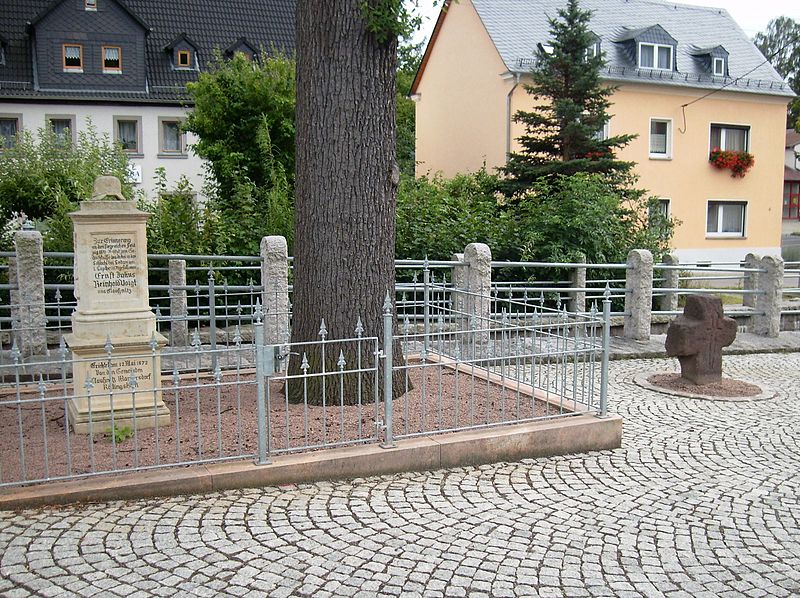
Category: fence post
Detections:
[
  {"x1": 599, "y1": 286, "x2": 611, "y2": 418},
  {"x1": 451, "y1": 252, "x2": 466, "y2": 328},
  {"x1": 752, "y1": 255, "x2": 783, "y2": 337},
  {"x1": 207, "y1": 268, "x2": 217, "y2": 371},
  {"x1": 168, "y1": 259, "x2": 189, "y2": 346},
  {"x1": 254, "y1": 302, "x2": 271, "y2": 465},
  {"x1": 660, "y1": 253, "x2": 680, "y2": 313},
  {"x1": 742, "y1": 253, "x2": 761, "y2": 310},
  {"x1": 260, "y1": 236, "x2": 289, "y2": 346},
  {"x1": 423, "y1": 257, "x2": 430, "y2": 356},
  {"x1": 464, "y1": 243, "x2": 492, "y2": 348},
  {"x1": 381, "y1": 291, "x2": 395, "y2": 448},
  {"x1": 14, "y1": 227, "x2": 47, "y2": 357},
  {"x1": 623, "y1": 249, "x2": 653, "y2": 341},
  {"x1": 568, "y1": 252, "x2": 586, "y2": 314}
]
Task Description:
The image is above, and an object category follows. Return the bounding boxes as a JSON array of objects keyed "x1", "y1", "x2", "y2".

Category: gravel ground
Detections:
[{"x1": 0, "y1": 366, "x2": 555, "y2": 486}]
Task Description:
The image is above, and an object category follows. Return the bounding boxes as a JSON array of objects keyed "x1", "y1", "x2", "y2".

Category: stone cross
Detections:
[{"x1": 665, "y1": 295, "x2": 737, "y2": 385}]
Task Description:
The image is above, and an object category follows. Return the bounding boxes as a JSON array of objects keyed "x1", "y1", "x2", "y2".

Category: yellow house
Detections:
[{"x1": 411, "y1": 0, "x2": 795, "y2": 263}]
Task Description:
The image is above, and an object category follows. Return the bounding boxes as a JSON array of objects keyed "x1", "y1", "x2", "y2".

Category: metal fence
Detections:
[{"x1": 0, "y1": 277, "x2": 610, "y2": 489}]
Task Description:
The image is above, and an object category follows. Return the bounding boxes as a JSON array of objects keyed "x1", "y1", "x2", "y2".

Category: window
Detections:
[
  {"x1": 177, "y1": 50, "x2": 191, "y2": 68},
  {"x1": 47, "y1": 115, "x2": 75, "y2": 145},
  {"x1": 649, "y1": 118, "x2": 672, "y2": 158},
  {"x1": 63, "y1": 44, "x2": 83, "y2": 71},
  {"x1": 707, "y1": 201, "x2": 746, "y2": 237},
  {"x1": 0, "y1": 116, "x2": 20, "y2": 149},
  {"x1": 103, "y1": 46, "x2": 121, "y2": 72},
  {"x1": 159, "y1": 118, "x2": 186, "y2": 156},
  {"x1": 713, "y1": 57, "x2": 725, "y2": 76},
  {"x1": 639, "y1": 43, "x2": 673, "y2": 70},
  {"x1": 586, "y1": 42, "x2": 600, "y2": 59},
  {"x1": 648, "y1": 198, "x2": 670, "y2": 226},
  {"x1": 593, "y1": 120, "x2": 610, "y2": 141},
  {"x1": 85, "y1": 0, "x2": 97, "y2": 9},
  {"x1": 114, "y1": 116, "x2": 141, "y2": 154},
  {"x1": 784, "y1": 182, "x2": 800, "y2": 220},
  {"x1": 710, "y1": 124, "x2": 749, "y2": 152}
]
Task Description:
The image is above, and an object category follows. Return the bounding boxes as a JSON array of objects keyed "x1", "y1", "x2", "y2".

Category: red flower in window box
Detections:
[{"x1": 709, "y1": 148, "x2": 754, "y2": 178}]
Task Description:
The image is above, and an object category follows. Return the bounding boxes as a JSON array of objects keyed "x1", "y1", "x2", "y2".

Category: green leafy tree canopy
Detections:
[
  {"x1": 754, "y1": 17, "x2": 800, "y2": 129},
  {"x1": 500, "y1": 0, "x2": 636, "y2": 195},
  {"x1": 184, "y1": 50, "x2": 296, "y2": 195}
]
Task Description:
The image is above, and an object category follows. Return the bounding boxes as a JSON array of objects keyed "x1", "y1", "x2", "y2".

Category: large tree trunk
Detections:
[{"x1": 290, "y1": 0, "x2": 405, "y2": 405}]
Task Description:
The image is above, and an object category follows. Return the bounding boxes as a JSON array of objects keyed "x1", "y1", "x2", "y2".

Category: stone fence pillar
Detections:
[
  {"x1": 568, "y1": 253, "x2": 587, "y2": 314},
  {"x1": 14, "y1": 229, "x2": 47, "y2": 357},
  {"x1": 623, "y1": 249, "x2": 653, "y2": 341},
  {"x1": 261, "y1": 236, "x2": 289, "y2": 346},
  {"x1": 752, "y1": 255, "x2": 783, "y2": 337},
  {"x1": 168, "y1": 259, "x2": 189, "y2": 346},
  {"x1": 463, "y1": 243, "x2": 492, "y2": 348},
  {"x1": 659, "y1": 253, "x2": 680, "y2": 313},
  {"x1": 742, "y1": 253, "x2": 761, "y2": 310}
]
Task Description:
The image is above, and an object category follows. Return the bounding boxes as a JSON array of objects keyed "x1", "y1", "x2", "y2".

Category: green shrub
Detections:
[{"x1": 0, "y1": 121, "x2": 132, "y2": 252}]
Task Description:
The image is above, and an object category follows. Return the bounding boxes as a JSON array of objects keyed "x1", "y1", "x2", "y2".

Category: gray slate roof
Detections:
[
  {"x1": 471, "y1": 0, "x2": 794, "y2": 97},
  {"x1": 0, "y1": 0, "x2": 295, "y2": 103}
]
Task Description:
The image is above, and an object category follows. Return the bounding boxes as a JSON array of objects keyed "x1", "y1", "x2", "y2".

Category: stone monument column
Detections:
[{"x1": 65, "y1": 176, "x2": 170, "y2": 433}]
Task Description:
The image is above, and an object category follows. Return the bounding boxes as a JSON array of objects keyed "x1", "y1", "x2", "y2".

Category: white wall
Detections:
[{"x1": 1, "y1": 102, "x2": 206, "y2": 201}]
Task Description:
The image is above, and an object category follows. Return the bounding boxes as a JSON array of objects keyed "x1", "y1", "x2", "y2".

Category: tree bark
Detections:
[{"x1": 290, "y1": 0, "x2": 405, "y2": 405}]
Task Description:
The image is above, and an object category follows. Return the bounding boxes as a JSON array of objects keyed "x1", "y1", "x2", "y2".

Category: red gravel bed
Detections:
[
  {"x1": 647, "y1": 373, "x2": 762, "y2": 397},
  {"x1": 1, "y1": 367, "x2": 558, "y2": 486}
]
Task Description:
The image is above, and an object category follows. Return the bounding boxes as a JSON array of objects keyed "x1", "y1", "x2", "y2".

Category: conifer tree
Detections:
[{"x1": 500, "y1": 0, "x2": 635, "y2": 195}]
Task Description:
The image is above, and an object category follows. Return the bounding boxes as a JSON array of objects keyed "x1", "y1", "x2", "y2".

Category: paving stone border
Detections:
[{"x1": 632, "y1": 372, "x2": 777, "y2": 402}]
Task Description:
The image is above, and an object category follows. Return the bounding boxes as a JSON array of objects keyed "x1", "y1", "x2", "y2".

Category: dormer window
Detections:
[
  {"x1": 103, "y1": 46, "x2": 122, "y2": 72},
  {"x1": 713, "y1": 57, "x2": 725, "y2": 76},
  {"x1": 177, "y1": 50, "x2": 191, "y2": 68},
  {"x1": 85, "y1": 0, "x2": 97, "y2": 10},
  {"x1": 639, "y1": 43, "x2": 673, "y2": 70},
  {"x1": 586, "y1": 42, "x2": 600, "y2": 59},
  {"x1": 63, "y1": 44, "x2": 83, "y2": 72}
]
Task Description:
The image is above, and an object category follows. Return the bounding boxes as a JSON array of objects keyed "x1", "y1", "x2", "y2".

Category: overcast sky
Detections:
[{"x1": 410, "y1": 0, "x2": 800, "y2": 42}]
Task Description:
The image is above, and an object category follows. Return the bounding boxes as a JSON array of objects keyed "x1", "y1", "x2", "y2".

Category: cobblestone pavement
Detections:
[{"x1": 1, "y1": 354, "x2": 799, "y2": 598}]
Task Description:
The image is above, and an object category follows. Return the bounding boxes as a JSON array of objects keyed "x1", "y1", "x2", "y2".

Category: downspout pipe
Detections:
[{"x1": 506, "y1": 72, "x2": 521, "y2": 157}]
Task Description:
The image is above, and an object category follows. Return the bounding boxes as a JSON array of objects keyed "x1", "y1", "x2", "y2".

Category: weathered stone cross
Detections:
[{"x1": 665, "y1": 295, "x2": 737, "y2": 385}]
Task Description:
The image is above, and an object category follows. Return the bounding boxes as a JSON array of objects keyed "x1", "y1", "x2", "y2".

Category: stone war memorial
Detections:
[
  {"x1": 664, "y1": 294, "x2": 737, "y2": 385},
  {"x1": 65, "y1": 176, "x2": 171, "y2": 433}
]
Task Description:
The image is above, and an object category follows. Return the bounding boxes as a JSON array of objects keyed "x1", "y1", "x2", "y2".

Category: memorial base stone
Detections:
[{"x1": 66, "y1": 334, "x2": 170, "y2": 435}]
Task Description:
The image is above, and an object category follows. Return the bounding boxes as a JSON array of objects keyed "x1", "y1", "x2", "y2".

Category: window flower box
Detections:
[{"x1": 709, "y1": 148, "x2": 754, "y2": 178}]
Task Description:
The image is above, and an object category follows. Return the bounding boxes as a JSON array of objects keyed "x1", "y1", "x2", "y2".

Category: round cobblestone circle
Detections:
[{"x1": 1, "y1": 354, "x2": 799, "y2": 597}]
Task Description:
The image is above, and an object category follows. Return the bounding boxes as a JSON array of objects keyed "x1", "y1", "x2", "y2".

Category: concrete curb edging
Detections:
[{"x1": 0, "y1": 414, "x2": 622, "y2": 511}]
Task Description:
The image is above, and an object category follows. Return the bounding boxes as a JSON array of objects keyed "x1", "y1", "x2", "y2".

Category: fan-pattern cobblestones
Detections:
[{"x1": 1, "y1": 354, "x2": 798, "y2": 597}]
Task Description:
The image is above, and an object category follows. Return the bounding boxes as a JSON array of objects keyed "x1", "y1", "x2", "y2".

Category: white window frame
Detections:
[
  {"x1": 586, "y1": 42, "x2": 600, "y2": 60},
  {"x1": 706, "y1": 200, "x2": 747, "y2": 238},
  {"x1": 648, "y1": 117, "x2": 672, "y2": 159},
  {"x1": 713, "y1": 57, "x2": 725, "y2": 76},
  {"x1": 638, "y1": 42, "x2": 673, "y2": 70},
  {"x1": 0, "y1": 114, "x2": 22, "y2": 150},
  {"x1": 593, "y1": 119, "x2": 611, "y2": 142},
  {"x1": 710, "y1": 123, "x2": 750, "y2": 153}
]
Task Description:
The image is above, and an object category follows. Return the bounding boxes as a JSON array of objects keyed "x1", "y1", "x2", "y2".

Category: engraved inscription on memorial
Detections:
[
  {"x1": 88, "y1": 357, "x2": 154, "y2": 394},
  {"x1": 91, "y1": 234, "x2": 138, "y2": 296}
]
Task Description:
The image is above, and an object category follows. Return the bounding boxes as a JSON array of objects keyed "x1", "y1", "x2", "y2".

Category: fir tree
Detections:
[{"x1": 500, "y1": 0, "x2": 636, "y2": 195}]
